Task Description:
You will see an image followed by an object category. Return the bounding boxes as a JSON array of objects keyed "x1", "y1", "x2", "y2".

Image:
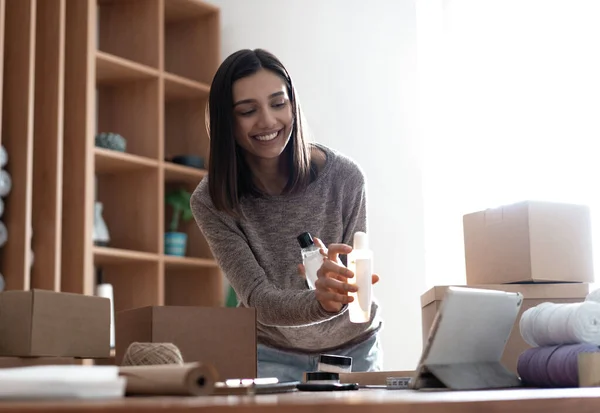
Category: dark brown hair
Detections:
[{"x1": 206, "y1": 49, "x2": 313, "y2": 218}]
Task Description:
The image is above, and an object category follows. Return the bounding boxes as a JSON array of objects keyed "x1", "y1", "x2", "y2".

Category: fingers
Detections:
[
  {"x1": 315, "y1": 288, "x2": 354, "y2": 305},
  {"x1": 314, "y1": 237, "x2": 352, "y2": 262},
  {"x1": 315, "y1": 276, "x2": 358, "y2": 295},
  {"x1": 297, "y1": 264, "x2": 305, "y2": 279},
  {"x1": 317, "y1": 259, "x2": 354, "y2": 280}
]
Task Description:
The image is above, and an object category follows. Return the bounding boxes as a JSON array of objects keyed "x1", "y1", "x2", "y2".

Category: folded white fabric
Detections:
[{"x1": 519, "y1": 301, "x2": 600, "y2": 347}]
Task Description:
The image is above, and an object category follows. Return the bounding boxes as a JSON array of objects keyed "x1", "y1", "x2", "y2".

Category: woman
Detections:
[{"x1": 190, "y1": 48, "x2": 383, "y2": 382}]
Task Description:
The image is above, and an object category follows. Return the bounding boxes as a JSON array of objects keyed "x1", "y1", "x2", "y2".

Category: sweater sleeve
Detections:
[{"x1": 190, "y1": 189, "x2": 346, "y2": 328}]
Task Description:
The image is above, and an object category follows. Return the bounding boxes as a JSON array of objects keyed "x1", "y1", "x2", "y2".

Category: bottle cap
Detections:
[
  {"x1": 353, "y1": 231, "x2": 368, "y2": 249},
  {"x1": 297, "y1": 232, "x2": 315, "y2": 249}
]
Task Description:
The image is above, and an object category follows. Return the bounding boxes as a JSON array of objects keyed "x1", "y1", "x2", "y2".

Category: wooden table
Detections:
[{"x1": 1, "y1": 388, "x2": 600, "y2": 413}]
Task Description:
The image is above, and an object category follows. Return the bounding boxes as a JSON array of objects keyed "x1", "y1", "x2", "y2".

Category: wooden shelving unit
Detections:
[{"x1": 0, "y1": 0, "x2": 223, "y2": 318}]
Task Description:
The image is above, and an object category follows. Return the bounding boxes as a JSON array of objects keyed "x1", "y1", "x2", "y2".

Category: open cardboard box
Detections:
[
  {"x1": 421, "y1": 283, "x2": 590, "y2": 374},
  {"x1": 116, "y1": 306, "x2": 256, "y2": 381}
]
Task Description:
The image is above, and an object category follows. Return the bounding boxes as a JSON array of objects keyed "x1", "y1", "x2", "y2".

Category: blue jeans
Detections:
[{"x1": 257, "y1": 333, "x2": 383, "y2": 382}]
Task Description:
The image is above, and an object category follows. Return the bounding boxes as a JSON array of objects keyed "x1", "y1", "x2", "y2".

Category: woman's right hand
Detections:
[{"x1": 313, "y1": 238, "x2": 358, "y2": 313}]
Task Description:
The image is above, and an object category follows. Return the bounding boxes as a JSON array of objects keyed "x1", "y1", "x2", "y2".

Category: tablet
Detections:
[{"x1": 411, "y1": 286, "x2": 523, "y2": 390}]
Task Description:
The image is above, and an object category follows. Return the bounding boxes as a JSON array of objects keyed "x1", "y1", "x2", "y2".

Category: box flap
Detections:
[
  {"x1": 0, "y1": 291, "x2": 34, "y2": 355},
  {"x1": 115, "y1": 306, "x2": 154, "y2": 365},
  {"x1": 421, "y1": 283, "x2": 589, "y2": 307},
  {"x1": 420, "y1": 286, "x2": 450, "y2": 307},
  {"x1": 153, "y1": 306, "x2": 256, "y2": 381}
]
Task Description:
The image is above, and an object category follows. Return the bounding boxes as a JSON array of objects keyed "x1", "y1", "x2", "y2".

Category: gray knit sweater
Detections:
[{"x1": 190, "y1": 144, "x2": 381, "y2": 353}]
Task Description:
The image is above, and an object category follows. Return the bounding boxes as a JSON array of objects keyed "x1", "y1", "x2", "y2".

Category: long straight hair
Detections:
[{"x1": 206, "y1": 49, "x2": 313, "y2": 218}]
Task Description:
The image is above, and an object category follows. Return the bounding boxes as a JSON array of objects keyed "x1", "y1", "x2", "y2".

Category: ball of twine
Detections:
[{"x1": 121, "y1": 342, "x2": 184, "y2": 366}]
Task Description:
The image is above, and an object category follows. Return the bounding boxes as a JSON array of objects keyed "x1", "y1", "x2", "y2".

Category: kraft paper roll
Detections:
[{"x1": 118, "y1": 362, "x2": 217, "y2": 396}]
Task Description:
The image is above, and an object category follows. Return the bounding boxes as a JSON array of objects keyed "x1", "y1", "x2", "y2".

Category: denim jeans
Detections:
[{"x1": 257, "y1": 333, "x2": 383, "y2": 382}]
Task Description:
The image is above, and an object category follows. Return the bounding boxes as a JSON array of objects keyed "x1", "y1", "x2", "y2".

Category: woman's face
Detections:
[{"x1": 232, "y1": 69, "x2": 293, "y2": 161}]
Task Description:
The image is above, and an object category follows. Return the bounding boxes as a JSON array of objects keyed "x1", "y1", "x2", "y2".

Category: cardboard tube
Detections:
[{"x1": 118, "y1": 362, "x2": 217, "y2": 396}]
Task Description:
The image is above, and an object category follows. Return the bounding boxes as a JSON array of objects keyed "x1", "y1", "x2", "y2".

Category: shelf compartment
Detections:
[
  {"x1": 96, "y1": 51, "x2": 159, "y2": 85},
  {"x1": 164, "y1": 161, "x2": 206, "y2": 186},
  {"x1": 97, "y1": 0, "x2": 160, "y2": 69},
  {"x1": 164, "y1": 98, "x2": 209, "y2": 165},
  {"x1": 164, "y1": 72, "x2": 210, "y2": 101},
  {"x1": 164, "y1": 0, "x2": 218, "y2": 22},
  {"x1": 95, "y1": 147, "x2": 158, "y2": 174},
  {"x1": 94, "y1": 246, "x2": 159, "y2": 265},
  {"x1": 164, "y1": 266, "x2": 223, "y2": 307},
  {"x1": 98, "y1": 261, "x2": 163, "y2": 313},
  {"x1": 164, "y1": 181, "x2": 212, "y2": 260},
  {"x1": 96, "y1": 167, "x2": 160, "y2": 254},
  {"x1": 31, "y1": 0, "x2": 66, "y2": 292},
  {"x1": 96, "y1": 77, "x2": 160, "y2": 159},
  {"x1": 164, "y1": 1, "x2": 219, "y2": 84},
  {"x1": 164, "y1": 255, "x2": 218, "y2": 270},
  {"x1": 1, "y1": 0, "x2": 36, "y2": 291}
]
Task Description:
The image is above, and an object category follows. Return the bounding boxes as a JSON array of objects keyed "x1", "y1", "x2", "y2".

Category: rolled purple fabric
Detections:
[{"x1": 517, "y1": 343, "x2": 599, "y2": 387}]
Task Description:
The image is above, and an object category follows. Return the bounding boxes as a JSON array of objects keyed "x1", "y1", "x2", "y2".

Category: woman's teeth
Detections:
[{"x1": 254, "y1": 131, "x2": 278, "y2": 141}]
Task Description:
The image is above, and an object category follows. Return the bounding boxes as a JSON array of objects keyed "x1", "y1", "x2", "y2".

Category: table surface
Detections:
[{"x1": 1, "y1": 388, "x2": 600, "y2": 413}]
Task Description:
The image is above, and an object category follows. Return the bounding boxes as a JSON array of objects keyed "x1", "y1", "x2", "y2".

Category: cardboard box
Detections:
[
  {"x1": 0, "y1": 357, "x2": 77, "y2": 368},
  {"x1": 115, "y1": 306, "x2": 256, "y2": 381},
  {"x1": 0, "y1": 289, "x2": 111, "y2": 358},
  {"x1": 420, "y1": 283, "x2": 589, "y2": 374},
  {"x1": 463, "y1": 200, "x2": 594, "y2": 284}
]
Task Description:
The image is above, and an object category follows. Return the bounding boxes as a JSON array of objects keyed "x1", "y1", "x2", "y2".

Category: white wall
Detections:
[{"x1": 205, "y1": 0, "x2": 425, "y2": 370}]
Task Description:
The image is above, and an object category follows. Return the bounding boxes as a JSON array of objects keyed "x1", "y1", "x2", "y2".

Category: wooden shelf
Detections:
[
  {"x1": 164, "y1": 0, "x2": 219, "y2": 23},
  {"x1": 1, "y1": 0, "x2": 223, "y2": 309},
  {"x1": 164, "y1": 72, "x2": 209, "y2": 101},
  {"x1": 97, "y1": 0, "x2": 160, "y2": 69},
  {"x1": 94, "y1": 246, "x2": 159, "y2": 265},
  {"x1": 96, "y1": 51, "x2": 159, "y2": 85},
  {"x1": 164, "y1": 0, "x2": 219, "y2": 84},
  {"x1": 164, "y1": 161, "x2": 206, "y2": 184},
  {"x1": 95, "y1": 147, "x2": 158, "y2": 174},
  {"x1": 164, "y1": 255, "x2": 218, "y2": 270}
]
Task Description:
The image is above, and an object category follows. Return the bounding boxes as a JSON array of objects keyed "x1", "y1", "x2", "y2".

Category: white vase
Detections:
[{"x1": 93, "y1": 202, "x2": 110, "y2": 246}]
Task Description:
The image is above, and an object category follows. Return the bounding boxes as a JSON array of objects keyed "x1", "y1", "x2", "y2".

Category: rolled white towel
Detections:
[
  {"x1": 519, "y1": 301, "x2": 600, "y2": 347},
  {"x1": 586, "y1": 288, "x2": 600, "y2": 303}
]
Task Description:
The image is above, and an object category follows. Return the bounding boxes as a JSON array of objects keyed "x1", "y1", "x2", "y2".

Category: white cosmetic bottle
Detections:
[
  {"x1": 347, "y1": 231, "x2": 373, "y2": 323},
  {"x1": 297, "y1": 232, "x2": 322, "y2": 290}
]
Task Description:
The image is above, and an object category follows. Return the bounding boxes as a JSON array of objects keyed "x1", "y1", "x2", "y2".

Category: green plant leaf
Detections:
[{"x1": 165, "y1": 188, "x2": 192, "y2": 232}]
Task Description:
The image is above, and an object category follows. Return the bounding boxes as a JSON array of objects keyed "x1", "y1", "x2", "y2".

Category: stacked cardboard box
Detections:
[
  {"x1": 0, "y1": 289, "x2": 111, "y2": 367},
  {"x1": 420, "y1": 200, "x2": 595, "y2": 373}
]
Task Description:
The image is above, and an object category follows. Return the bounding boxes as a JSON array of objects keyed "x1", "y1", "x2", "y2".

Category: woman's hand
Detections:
[{"x1": 311, "y1": 238, "x2": 380, "y2": 313}]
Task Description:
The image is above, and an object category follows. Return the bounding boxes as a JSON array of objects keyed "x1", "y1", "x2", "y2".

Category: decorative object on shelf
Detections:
[
  {"x1": 171, "y1": 155, "x2": 204, "y2": 169},
  {"x1": 0, "y1": 221, "x2": 7, "y2": 248},
  {"x1": 0, "y1": 197, "x2": 4, "y2": 218},
  {"x1": 93, "y1": 202, "x2": 110, "y2": 246},
  {"x1": 0, "y1": 145, "x2": 7, "y2": 168},
  {"x1": 95, "y1": 132, "x2": 127, "y2": 152},
  {"x1": 165, "y1": 189, "x2": 193, "y2": 256},
  {"x1": 121, "y1": 342, "x2": 184, "y2": 366},
  {"x1": 0, "y1": 272, "x2": 4, "y2": 292},
  {"x1": 0, "y1": 169, "x2": 12, "y2": 198},
  {"x1": 95, "y1": 267, "x2": 115, "y2": 349}
]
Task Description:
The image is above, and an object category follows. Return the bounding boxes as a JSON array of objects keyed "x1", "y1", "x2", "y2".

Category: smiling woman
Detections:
[{"x1": 190, "y1": 49, "x2": 383, "y2": 382}]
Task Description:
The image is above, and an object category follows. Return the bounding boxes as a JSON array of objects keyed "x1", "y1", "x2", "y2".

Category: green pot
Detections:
[{"x1": 165, "y1": 232, "x2": 187, "y2": 256}]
